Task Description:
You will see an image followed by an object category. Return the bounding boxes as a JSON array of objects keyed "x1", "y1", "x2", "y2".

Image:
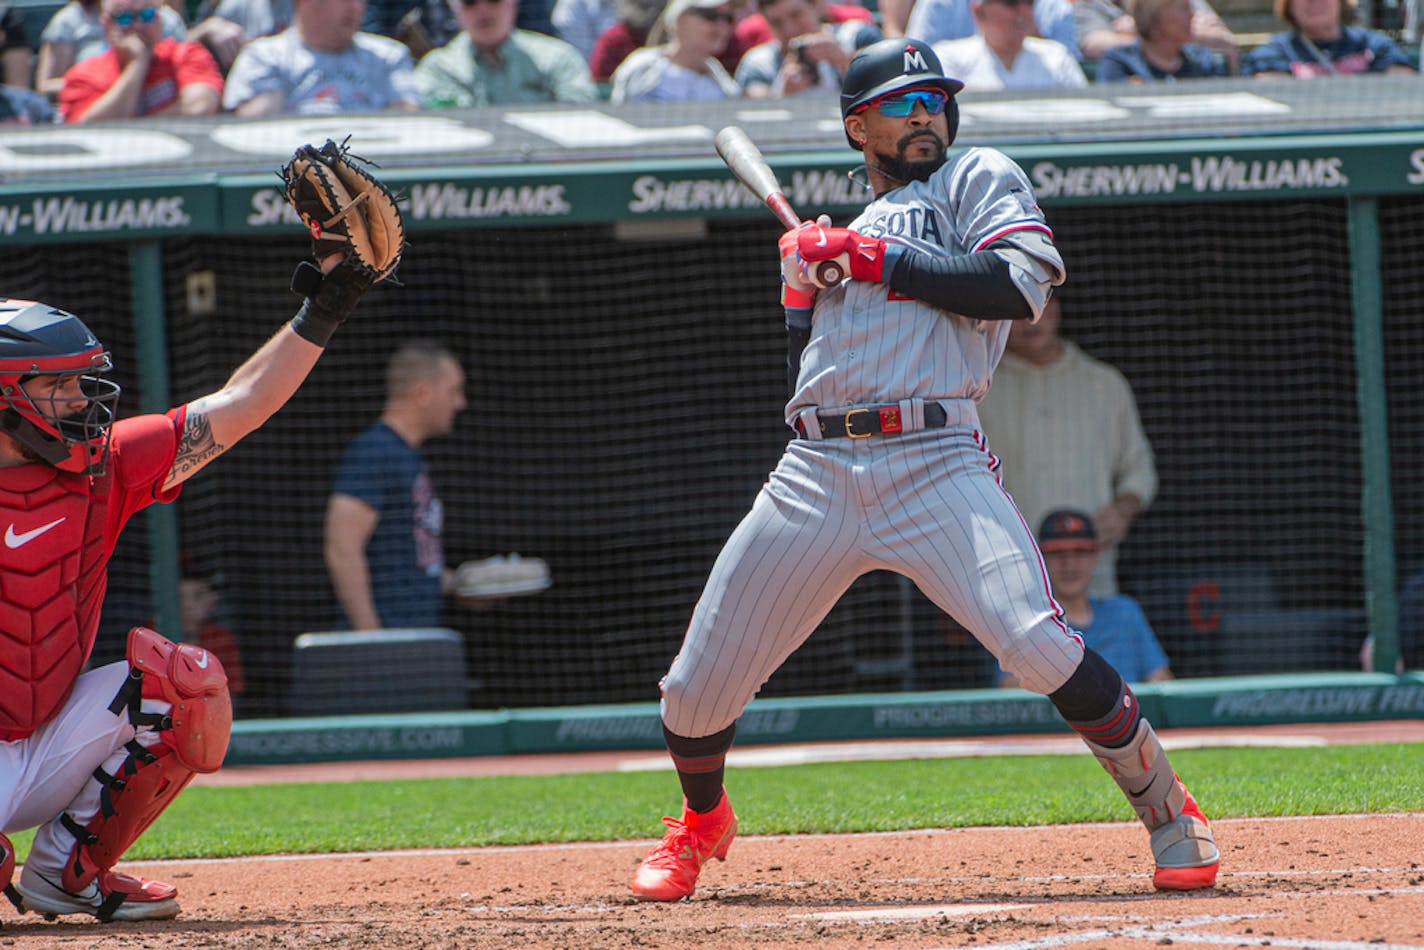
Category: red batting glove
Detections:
[
  {"x1": 779, "y1": 224, "x2": 817, "y2": 308},
  {"x1": 796, "y1": 226, "x2": 886, "y2": 283}
]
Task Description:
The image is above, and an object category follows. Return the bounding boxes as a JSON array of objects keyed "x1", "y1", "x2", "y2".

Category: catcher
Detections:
[{"x1": 0, "y1": 139, "x2": 403, "y2": 921}]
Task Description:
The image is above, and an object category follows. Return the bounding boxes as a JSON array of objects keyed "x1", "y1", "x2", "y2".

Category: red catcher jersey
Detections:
[{"x1": 0, "y1": 408, "x2": 186, "y2": 740}]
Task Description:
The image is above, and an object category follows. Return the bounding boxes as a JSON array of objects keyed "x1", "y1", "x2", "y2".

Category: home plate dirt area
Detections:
[
  {"x1": 1, "y1": 813, "x2": 1420, "y2": 949},
  {"x1": 2, "y1": 723, "x2": 1421, "y2": 949}
]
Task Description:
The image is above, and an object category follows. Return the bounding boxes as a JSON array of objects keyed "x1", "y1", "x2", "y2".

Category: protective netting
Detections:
[{"x1": 0, "y1": 195, "x2": 1406, "y2": 717}]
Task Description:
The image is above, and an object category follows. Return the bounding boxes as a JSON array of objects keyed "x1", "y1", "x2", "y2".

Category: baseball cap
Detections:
[
  {"x1": 1038, "y1": 508, "x2": 1098, "y2": 552},
  {"x1": 662, "y1": 0, "x2": 732, "y2": 28}
]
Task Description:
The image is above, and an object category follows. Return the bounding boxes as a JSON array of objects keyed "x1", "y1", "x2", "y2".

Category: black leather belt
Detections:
[{"x1": 804, "y1": 402, "x2": 949, "y2": 439}]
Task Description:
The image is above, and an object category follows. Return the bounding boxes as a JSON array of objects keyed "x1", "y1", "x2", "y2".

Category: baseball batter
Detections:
[
  {"x1": 0, "y1": 227, "x2": 389, "y2": 917},
  {"x1": 630, "y1": 37, "x2": 1219, "y2": 902}
]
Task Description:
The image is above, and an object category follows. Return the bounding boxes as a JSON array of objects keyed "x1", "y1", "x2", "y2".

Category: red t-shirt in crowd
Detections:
[
  {"x1": 590, "y1": 22, "x2": 649, "y2": 82},
  {"x1": 60, "y1": 36, "x2": 223, "y2": 122}
]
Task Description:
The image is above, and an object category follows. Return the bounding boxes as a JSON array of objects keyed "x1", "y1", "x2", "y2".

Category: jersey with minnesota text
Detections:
[{"x1": 788, "y1": 147, "x2": 1065, "y2": 422}]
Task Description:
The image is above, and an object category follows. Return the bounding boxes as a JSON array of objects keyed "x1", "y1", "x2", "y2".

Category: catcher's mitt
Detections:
[{"x1": 280, "y1": 138, "x2": 405, "y2": 283}]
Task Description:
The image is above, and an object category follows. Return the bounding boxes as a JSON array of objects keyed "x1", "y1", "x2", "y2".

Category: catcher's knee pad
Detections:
[{"x1": 61, "y1": 627, "x2": 231, "y2": 892}]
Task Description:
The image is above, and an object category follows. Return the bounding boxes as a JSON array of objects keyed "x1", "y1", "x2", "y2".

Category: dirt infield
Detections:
[{"x1": 2, "y1": 722, "x2": 1421, "y2": 949}]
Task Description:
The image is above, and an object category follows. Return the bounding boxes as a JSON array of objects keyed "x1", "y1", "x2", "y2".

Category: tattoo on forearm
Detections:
[{"x1": 173, "y1": 411, "x2": 225, "y2": 477}]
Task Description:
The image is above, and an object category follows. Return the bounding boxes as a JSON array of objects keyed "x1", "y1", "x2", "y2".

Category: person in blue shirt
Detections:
[
  {"x1": 1096, "y1": 0, "x2": 1229, "y2": 81},
  {"x1": 1243, "y1": 0, "x2": 1415, "y2": 77},
  {"x1": 324, "y1": 341, "x2": 467, "y2": 630},
  {"x1": 999, "y1": 508, "x2": 1173, "y2": 686}
]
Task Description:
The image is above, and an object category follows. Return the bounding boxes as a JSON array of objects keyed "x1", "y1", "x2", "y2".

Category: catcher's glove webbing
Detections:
[{"x1": 279, "y1": 138, "x2": 406, "y2": 345}]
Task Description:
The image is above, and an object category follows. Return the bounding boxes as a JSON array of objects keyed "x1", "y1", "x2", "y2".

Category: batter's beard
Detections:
[{"x1": 872, "y1": 130, "x2": 948, "y2": 184}]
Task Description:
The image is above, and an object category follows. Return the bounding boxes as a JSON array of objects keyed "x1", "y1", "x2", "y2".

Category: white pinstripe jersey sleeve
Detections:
[{"x1": 788, "y1": 147, "x2": 1066, "y2": 423}]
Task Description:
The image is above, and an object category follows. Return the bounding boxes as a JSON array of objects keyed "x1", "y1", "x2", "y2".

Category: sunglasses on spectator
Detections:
[
  {"x1": 110, "y1": 5, "x2": 157, "y2": 25},
  {"x1": 858, "y1": 88, "x2": 950, "y2": 117},
  {"x1": 690, "y1": 7, "x2": 735, "y2": 23}
]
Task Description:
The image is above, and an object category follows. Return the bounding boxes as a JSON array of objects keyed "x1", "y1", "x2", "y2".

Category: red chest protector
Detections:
[{"x1": 0, "y1": 464, "x2": 111, "y2": 740}]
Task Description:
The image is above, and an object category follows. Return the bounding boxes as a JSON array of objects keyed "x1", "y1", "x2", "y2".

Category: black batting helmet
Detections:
[
  {"x1": 840, "y1": 38, "x2": 965, "y2": 150},
  {"x1": 0, "y1": 299, "x2": 120, "y2": 475}
]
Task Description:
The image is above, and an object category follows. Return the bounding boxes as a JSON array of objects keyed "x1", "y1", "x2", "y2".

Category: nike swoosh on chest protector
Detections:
[{"x1": 4, "y1": 516, "x2": 67, "y2": 548}]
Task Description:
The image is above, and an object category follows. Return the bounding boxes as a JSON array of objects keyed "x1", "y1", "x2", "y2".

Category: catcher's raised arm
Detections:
[{"x1": 163, "y1": 138, "x2": 407, "y2": 490}]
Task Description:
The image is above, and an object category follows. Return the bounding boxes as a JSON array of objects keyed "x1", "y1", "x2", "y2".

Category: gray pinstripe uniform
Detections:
[{"x1": 661, "y1": 147, "x2": 1079, "y2": 739}]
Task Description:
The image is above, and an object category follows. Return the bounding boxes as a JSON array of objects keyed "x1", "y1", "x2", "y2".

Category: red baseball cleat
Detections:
[
  {"x1": 631, "y1": 790, "x2": 738, "y2": 901},
  {"x1": 16, "y1": 865, "x2": 180, "y2": 921},
  {"x1": 1151, "y1": 782, "x2": 1220, "y2": 891}
]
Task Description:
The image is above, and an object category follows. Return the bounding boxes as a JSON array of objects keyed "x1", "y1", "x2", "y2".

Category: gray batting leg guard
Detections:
[{"x1": 1082, "y1": 720, "x2": 1220, "y2": 880}]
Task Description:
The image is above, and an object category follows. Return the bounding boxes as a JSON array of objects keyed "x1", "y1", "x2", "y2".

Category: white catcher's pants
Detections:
[
  {"x1": 1, "y1": 661, "x2": 169, "y2": 874},
  {"x1": 661, "y1": 425, "x2": 1086, "y2": 739}
]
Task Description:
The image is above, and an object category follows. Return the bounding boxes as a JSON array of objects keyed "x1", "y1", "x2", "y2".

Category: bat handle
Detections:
[{"x1": 766, "y1": 192, "x2": 801, "y2": 231}]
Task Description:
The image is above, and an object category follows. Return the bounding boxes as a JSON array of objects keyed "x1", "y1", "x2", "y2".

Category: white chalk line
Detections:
[{"x1": 921, "y1": 929, "x2": 1424, "y2": 950}]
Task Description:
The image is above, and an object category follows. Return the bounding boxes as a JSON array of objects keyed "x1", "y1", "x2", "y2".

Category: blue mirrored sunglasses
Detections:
[
  {"x1": 111, "y1": 6, "x2": 157, "y2": 26},
  {"x1": 867, "y1": 89, "x2": 949, "y2": 117}
]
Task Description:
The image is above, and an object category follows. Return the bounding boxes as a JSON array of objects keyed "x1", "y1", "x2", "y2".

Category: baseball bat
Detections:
[{"x1": 714, "y1": 126, "x2": 845, "y2": 287}]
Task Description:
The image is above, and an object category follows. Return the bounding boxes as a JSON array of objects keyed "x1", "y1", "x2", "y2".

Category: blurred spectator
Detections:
[
  {"x1": 36, "y1": 0, "x2": 186, "y2": 96},
  {"x1": 734, "y1": 0, "x2": 867, "y2": 49},
  {"x1": 223, "y1": 0, "x2": 420, "y2": 114},
  {"x1": 734, "y1": 0, "x2": 878, "y2": 97},
  {"x1": 1075, "y1": 0, "x2": 1235, "y2": 68},
  {"x1": 932, "y1": 0, "x2": 1085, "y2": 89},
  {"x1": 0, "y1": 84, "x2": 55, "y2": 122},
  {"x1": 199, "y1": 0, "x2": 294, "y2": 45},
  {"x1": 997, "y1": 509, "x2": 1172, "y2": 687},
  {"x1": 185, "y1": 18, "x2": 248, "y2": 71},
  {"x1": 879, "y1": 0, "x2": 910, "y2": 35},
  {"x1": 59, "y1": 0, "x2": 222, "y2": 120},
  {"x1": 2, "y1": 3, "x2": 33, "y2": 87},
  {"x1": 364, "y1": 0, "x2": 554, "y2": 56},
  {"x1": 325, "y1": 342, "x2": 467, "y2": 631},
  {"x1": 905, "y1": 0, "x2": 1077, "y2": 55},
  {"x1": 552, "y1": 0, "x2": 616, "y2": 60},
  {"x1": 361, "y1": 0, "x2": 458, "y2": 58},
  {"x1": 1096, "y1": 0, "x2": 1229, "y2": 79},
  {"x1": 1405, "y1": 0, "x2": 1419, "y2": 45},
  {"x1": 1241, "y1": 0, "x2": 1415, "y2": 76},
  {"x1": 180, "y1": 570, "x2": 246, "y2": 697},
  {"x1": 589, "y1": 0, "x2": 663, "y2": 81},
  {"x1": 175, "y1": 0, "x2": 269, "y2": 72},
  {"x1": 976, "y1": 297, "x2": 1157, "y2": 598},
  {"x1": 415, "y1": 0, "x2": 595, "y2": 106},
  {"x1": 609, "y1": 0, "x2": 739, "y2": 101}
]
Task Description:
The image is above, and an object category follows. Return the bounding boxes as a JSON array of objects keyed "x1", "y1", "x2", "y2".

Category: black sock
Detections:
[
  {"x1": 1049, "y1": 647, "x2": 1141, "y2": 749},
  {"x1": 664, "y1": 722, "x2": 735, "y2": 813}
]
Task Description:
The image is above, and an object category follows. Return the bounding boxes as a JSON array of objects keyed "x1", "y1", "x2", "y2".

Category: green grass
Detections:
[{"x1": 12, "y1": 743, "x2": 1422, "y2": 862}]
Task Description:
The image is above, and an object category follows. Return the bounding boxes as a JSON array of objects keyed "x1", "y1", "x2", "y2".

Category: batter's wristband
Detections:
[{"x1": 781, "y1": 282, "x2": 816, "y2": 309}]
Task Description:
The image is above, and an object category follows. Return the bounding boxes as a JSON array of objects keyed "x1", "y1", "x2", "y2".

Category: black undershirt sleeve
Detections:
[{"x1": 884, "y1": 245, "x2": 1033, "y2": 320}]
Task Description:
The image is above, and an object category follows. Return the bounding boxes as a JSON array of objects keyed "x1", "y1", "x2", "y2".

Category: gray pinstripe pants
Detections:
[{"x1": 661, "y1": 425, "x2": 1086, "y2": 738}]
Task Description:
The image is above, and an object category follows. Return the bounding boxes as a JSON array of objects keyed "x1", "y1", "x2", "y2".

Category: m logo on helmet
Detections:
[{"x1": 903, "y1": 45, "x2": 929, "y2": 72}]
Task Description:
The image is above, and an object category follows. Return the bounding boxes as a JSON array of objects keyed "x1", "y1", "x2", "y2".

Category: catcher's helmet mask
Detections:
[
  {"x1": 0, "y1": 299, "x2": 121, "y2": 475},
  {"x1": 840, "y1": 39, "x2": 964, "y2": 151}
]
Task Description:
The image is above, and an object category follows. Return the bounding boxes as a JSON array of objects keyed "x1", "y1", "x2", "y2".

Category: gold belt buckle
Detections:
[{"x1": 844, "y1": 408, "x2": 873, "y2": 438}]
